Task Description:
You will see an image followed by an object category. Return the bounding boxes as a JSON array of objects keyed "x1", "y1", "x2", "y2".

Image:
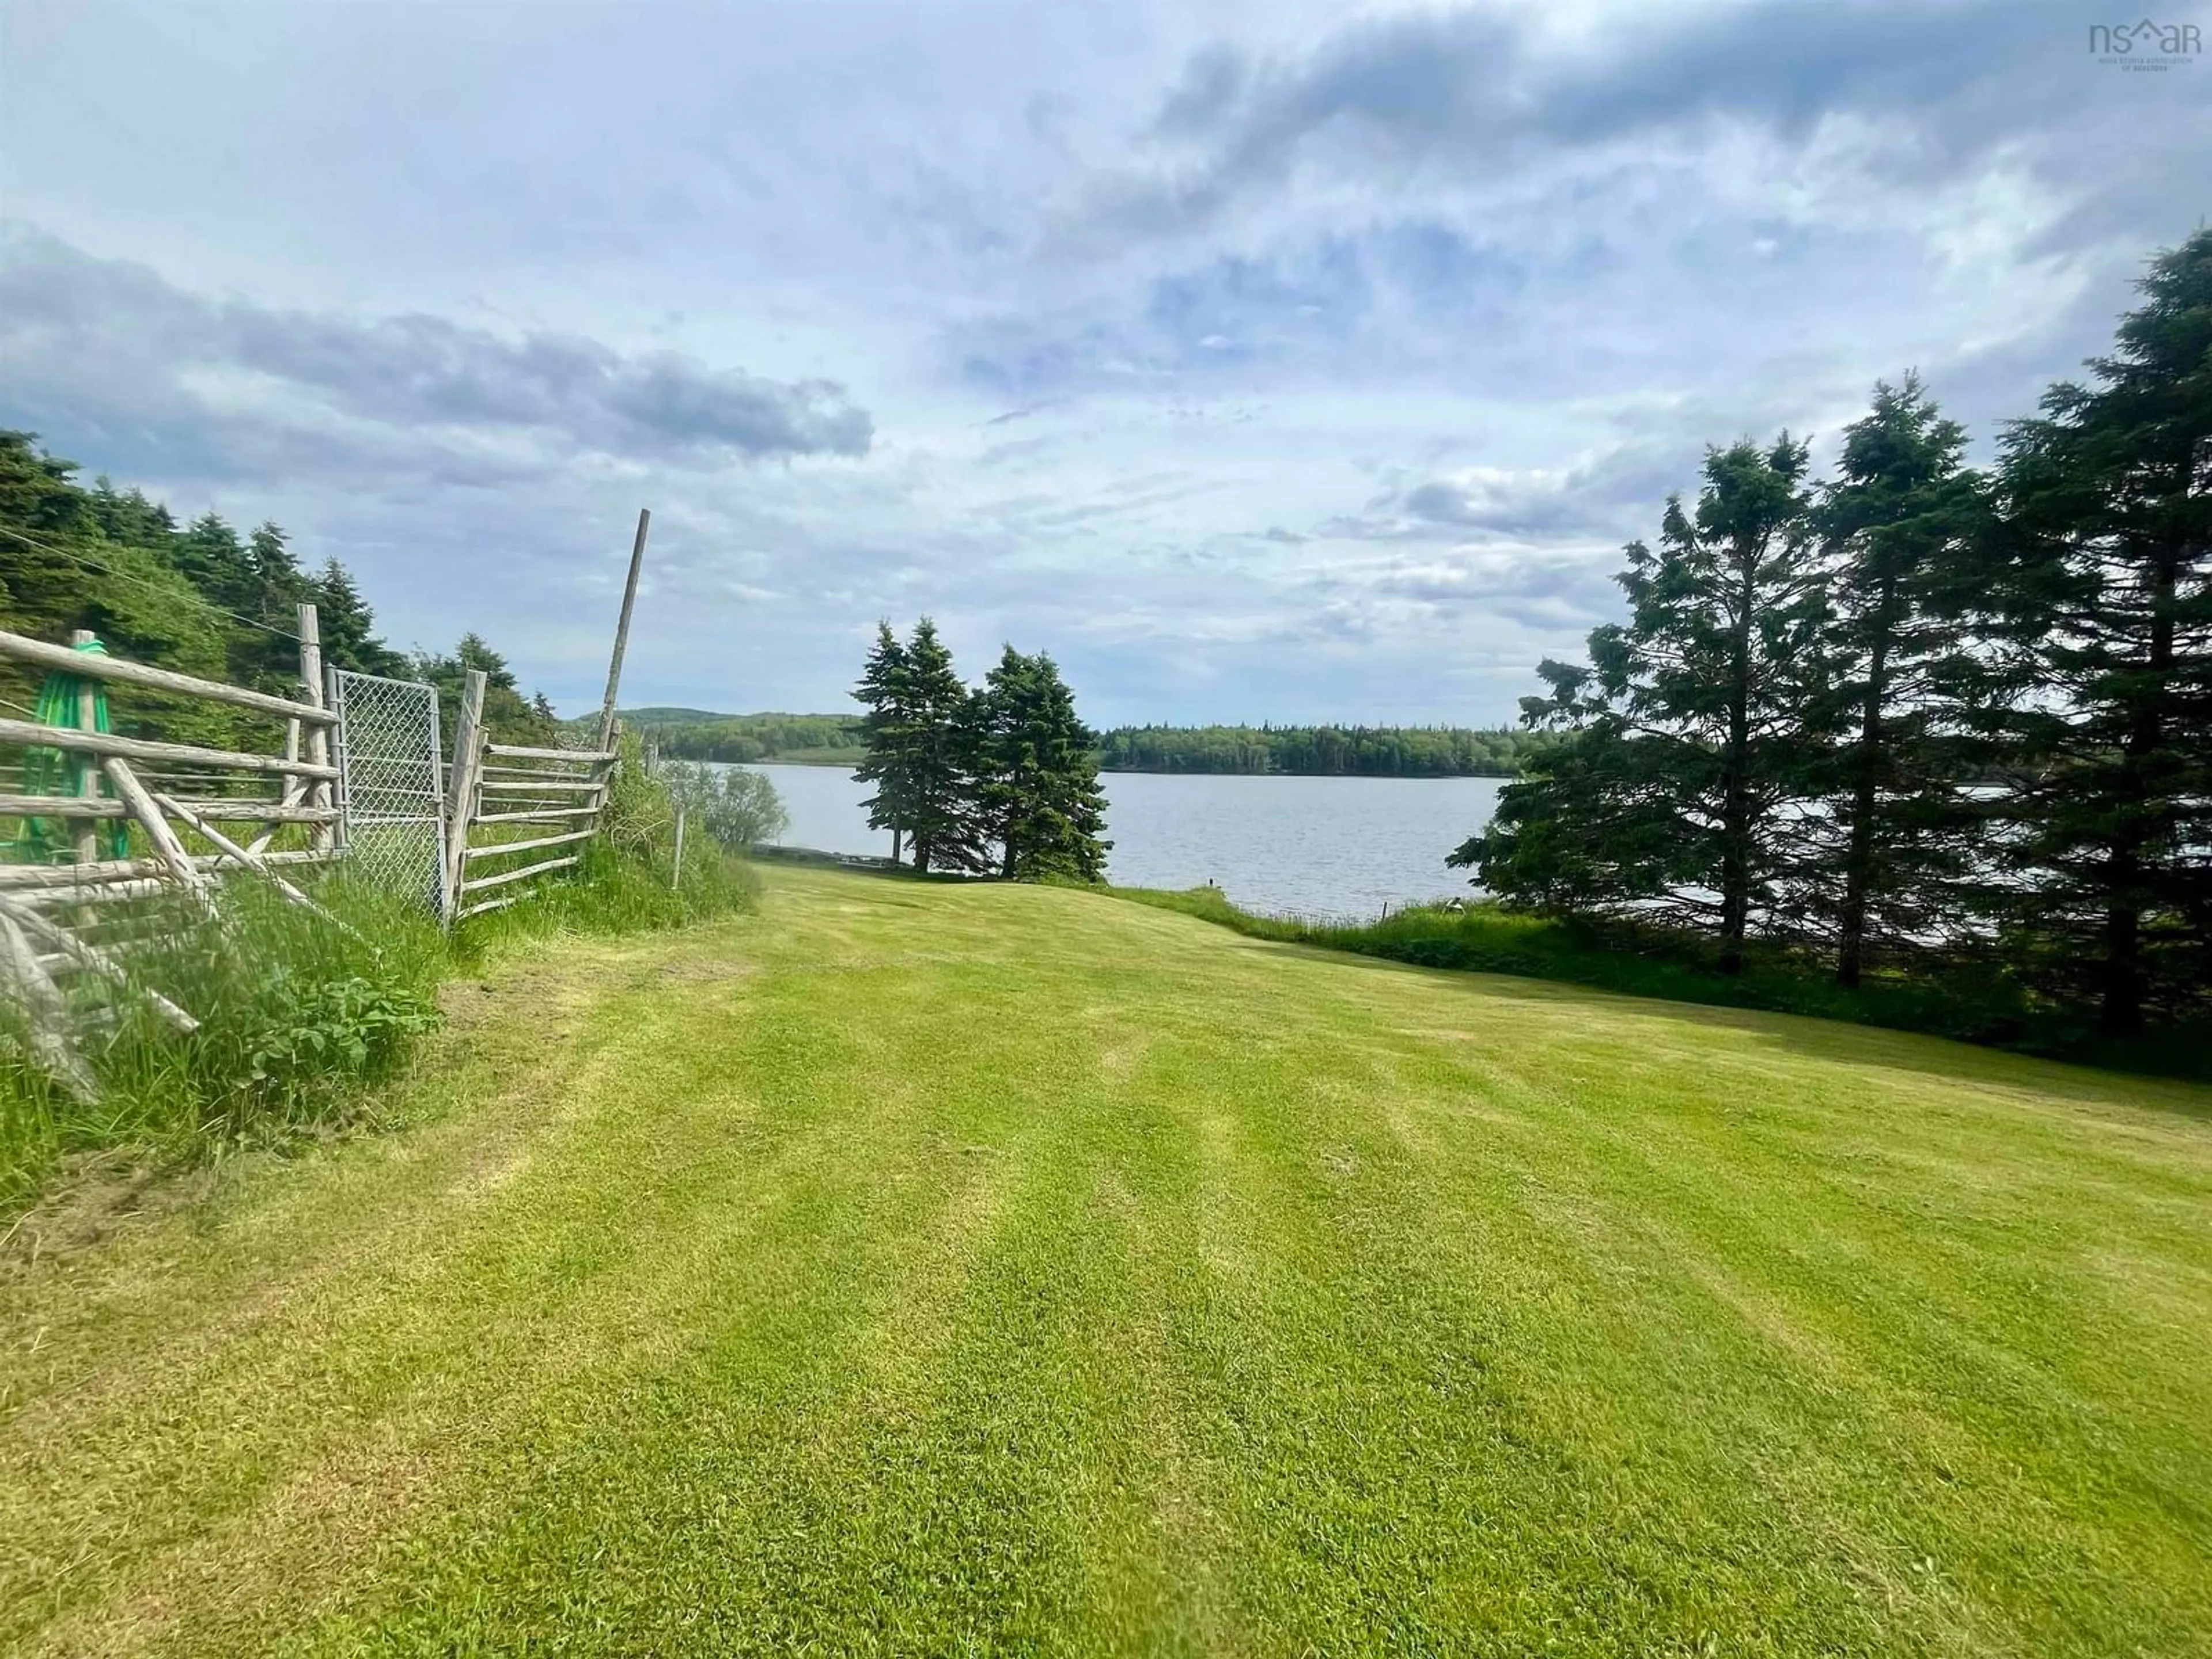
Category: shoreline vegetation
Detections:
[
  {"x1": 1100, "y1": 881, "x2": 2212, "y2": 1083},
  {"x1": 1459, "y1": 232, "x2": 2211, "y2": 1048},
  {"x1": 622, "y1": 707, "x2": 1542, "y2": 778}
]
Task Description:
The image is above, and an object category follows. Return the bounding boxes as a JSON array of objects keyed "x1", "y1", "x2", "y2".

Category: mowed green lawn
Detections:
[{"x1": 5, "y1": 867, "x2": 2211, "y2": 1657}]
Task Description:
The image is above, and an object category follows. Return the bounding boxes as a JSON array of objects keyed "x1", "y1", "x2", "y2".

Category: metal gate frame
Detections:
[{"x1": 328, "y1": 668, "x2": 449, "y2": 915}]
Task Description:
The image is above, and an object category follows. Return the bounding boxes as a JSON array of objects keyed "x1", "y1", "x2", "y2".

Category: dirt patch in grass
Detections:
[{"x1": 0, "y1": 1150, "x2": 224, "y2": 1274}]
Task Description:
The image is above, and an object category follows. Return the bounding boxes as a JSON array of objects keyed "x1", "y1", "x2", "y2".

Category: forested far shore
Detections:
[
  {"x1": 619, "y1": 710, "x2": 865, "y2": 764},
  {"x1": 1097, "y1": 724, "x2": 1541, "y2": 777},
  {"x1": 626, "y1": 708, "x2": 1542, "y2": 777}
]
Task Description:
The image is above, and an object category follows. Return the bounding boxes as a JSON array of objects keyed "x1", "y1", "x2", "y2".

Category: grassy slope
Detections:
[
  {"x1": 3, "y1": 868, "x2": 2209, "y2": 1657},
  {"x1": 1100, "y1": 887, "x2": 2212, "y2": 1079}
]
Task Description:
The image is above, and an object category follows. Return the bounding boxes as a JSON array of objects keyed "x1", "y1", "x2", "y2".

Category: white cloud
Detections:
[{"x1": 1, "y1": 0, "x2": 2204, "y2": 724}]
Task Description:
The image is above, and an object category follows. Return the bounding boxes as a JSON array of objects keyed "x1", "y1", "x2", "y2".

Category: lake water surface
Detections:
[{"x1": 737, "y1": 763, "x2": 1505, "y2": 919}]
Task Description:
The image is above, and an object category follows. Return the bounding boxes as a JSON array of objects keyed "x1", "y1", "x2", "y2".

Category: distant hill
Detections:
[
  {"x1": 618, "y1": 706, "x2": 752, "y2": 724},
  {"x1": 623, "y1": 709, "x2": 1541, "y2": 777}
]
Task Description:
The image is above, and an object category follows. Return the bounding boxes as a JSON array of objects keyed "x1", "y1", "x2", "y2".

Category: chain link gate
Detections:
[{"x1": 329, "y1": 669, "x2": 448, "y2": 914}]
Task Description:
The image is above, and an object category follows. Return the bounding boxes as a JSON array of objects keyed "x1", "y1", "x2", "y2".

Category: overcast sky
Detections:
[{"x1": 2, "y1": 1, "x2": 2206, "y2": 724}]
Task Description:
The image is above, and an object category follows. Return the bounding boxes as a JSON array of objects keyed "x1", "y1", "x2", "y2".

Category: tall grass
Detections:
[
  {"x1": 0, "y1": 878, "x2": 444, "y2": 1209},
  {"x1": 452, "y1": 729, "x2": 757, "y2": 952},
  {"x1": 0, "y1": 733, "x2": 757, "y2": 1210},
  {"x1": 1107, "y1": 885, "x2": 2212, "y2": 1081}
]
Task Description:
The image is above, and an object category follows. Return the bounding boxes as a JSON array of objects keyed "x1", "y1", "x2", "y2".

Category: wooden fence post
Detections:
[
  {"x1": 596, "y1": 509, "x2": 650, "y2": 755},
  {"x1": 0, "y1": 625, "x2": 344, "y2": 1062},
  {"x1": 442, "y1": 668, "x2": 488, "y2": 924},
  {"x1": 297, "y1": 603, "x2": 332, "y2": 857},
  {"x1": 671, "y1": 805, "x2": 685, "y2": 891},
  {"x1": 68, "y1": 629, "x2": 101, "y2": 865}
]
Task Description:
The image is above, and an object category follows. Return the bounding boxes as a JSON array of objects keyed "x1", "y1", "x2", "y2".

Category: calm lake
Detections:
[{"x1": 734, "y1": 763, "x2": 1506, "y2": 919}]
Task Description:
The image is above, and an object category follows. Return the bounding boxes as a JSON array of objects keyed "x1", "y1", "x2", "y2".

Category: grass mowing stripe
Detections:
[
  {"x1": 2, "y1": 866, "x2": 2209, "y2": 1654},
  {"x1": 6, "y1": 946, "x2": 880, "y2": 1650}
]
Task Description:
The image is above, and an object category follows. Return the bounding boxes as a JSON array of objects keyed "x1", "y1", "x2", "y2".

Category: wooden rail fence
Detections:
[
  {"x1": 442, "y1": 667, "x2": 618, "y2": 921},
  {"x1": 2, "y1": 507, "x2": 655, "y2": 1096},
  {"x1": 0, "y1": 608, "x2": 340, "y2": 1095},
  {"x1": 437, "y1": 506, "x2": 649, "y2": 920}
]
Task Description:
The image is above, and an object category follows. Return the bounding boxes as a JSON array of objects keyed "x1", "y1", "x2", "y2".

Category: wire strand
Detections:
[{"x1": 0, "y1": 522, "x2": 304, "y2": 642}]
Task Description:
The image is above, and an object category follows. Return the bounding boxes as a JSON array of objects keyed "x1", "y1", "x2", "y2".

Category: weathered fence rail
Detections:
[
  {"x1": 0, "y1": 607, "x2": 345, "y2": 1094},
  {"x1": 0, "y1": 612, "x2": 339, "y2": 891},
  {"x1": 436, "y1": 509, "x2": 648, "y2": 921},
  {"x1": 2, "y1": 506, "x2": 656, "y2": 1097},
  {"x1": 442, "y1": 671, "x2": 619, "y2": 919}
]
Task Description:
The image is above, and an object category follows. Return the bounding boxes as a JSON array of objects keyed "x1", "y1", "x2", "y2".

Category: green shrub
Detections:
[
  {"x1": 0, "y1": 876, "x2": 445, "y2": 1208},
  {"x1": 660, "y1": 759, "x2": 790, "y2": 848},
  {"x1": 455, "y1": 730, "x2": 757, "y2": 949}
]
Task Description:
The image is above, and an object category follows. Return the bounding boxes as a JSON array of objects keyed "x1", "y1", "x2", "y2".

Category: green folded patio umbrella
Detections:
[{"x1": 8, "y1": 636, "x2": 131, "y2": 864}]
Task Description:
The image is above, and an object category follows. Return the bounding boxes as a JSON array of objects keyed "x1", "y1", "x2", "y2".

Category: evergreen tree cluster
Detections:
[
  {"x1": 853, "y1": 619, "x2": 1111, "y2": 880},
  {"x1": 1460, "y1": 230, "x2": 2212, "y2": 1040},
  {"x1": 0, "y1": 432, "x2": 562, "y2": 751}
]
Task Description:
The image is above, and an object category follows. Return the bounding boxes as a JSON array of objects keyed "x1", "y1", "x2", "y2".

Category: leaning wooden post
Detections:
[
  {"x1": 0, "y1": 910, "x2": 96, "y2": 1101},
  {"x1": 671, "y1": 805, "x2": 685, "y2": 891},
  {"x1": 101, "y1": 756, "x2": 209, "y2": 900},
  {"x1": 596, "y1": 509, "x2": 651, "y2": 755},
  {"x1": 296, "y1": 603, "x2": 331, "y2": 857},
  {"x1": 442, "y1": 669, "x2": 488, "y2": 925},
  {"x1": 0, "y1": 894, "x2": 199, "y2": 1032},
  {"x1": 155, "y1": 791, "x2": 360, "y2": 936},
  {"x1": 68, "y1": 630, "x2": 100, "y2": 866}
]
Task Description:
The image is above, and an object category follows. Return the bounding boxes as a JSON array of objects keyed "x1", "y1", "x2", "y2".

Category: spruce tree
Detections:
[
  {"x1": 313, "y1": 557, "x2": 407, "y2": 677},
  {"x1": 170, "y1": 512, "x2": 290, "y2": 691},
  {"x1": 968, "y1": 646, "x2": 1112, "y2": 881},
  {"x1": 1459, "y1": 437, "x2": 1825, "y2": 971},
  {"x1": 899, "y1": 618, "x2": 984, "y2": 874},
  {"x1": 1810, "y1": 378, "x2": 1993, "y2": 986},
  {"x1": 235, "y1": 522, "x2": 312, "y2": 691},
  {"x1": 0, "y1": 430, "x2": 558, "y2": 758},
  {"x1": 248, "y1": 522, "x2": 302, "y2": 603},
  {"x1": 169, "y1": 512, "x2": 257, "y2": 616},
  {"x1": 412, "y1": 634, "x2": 556, "y2": 748},
  {"x1": 87, "y1": 479, "x2": 176, "y2": 548},
  {"x1": 1453, "y1": 707, "x2": 1690, "y2": 918},
  {"x1": 1991, "y1": 229, "x2": 2212, "y2": 1033},
  {"x1": 852, "y1": 620, "x2": 916, "y2": 863}
]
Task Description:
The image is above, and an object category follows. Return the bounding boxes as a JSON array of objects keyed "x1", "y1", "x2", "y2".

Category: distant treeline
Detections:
[
  {"x1": 620, "y1": 709, "x2": 863, "y2": 764},
  {"x1": 1097, "y1": 724, "x2": 1543, "y2": 777},
  {"x1": 633, "y1": 709, "x2": 1543, "y2": 777}
]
